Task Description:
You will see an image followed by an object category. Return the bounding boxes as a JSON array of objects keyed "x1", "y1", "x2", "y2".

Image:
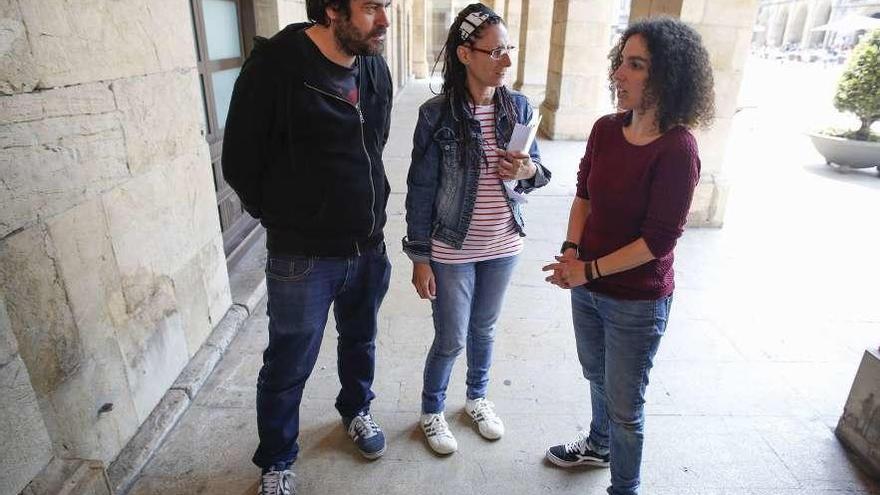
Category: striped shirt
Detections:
[{"x1": 431, "y1": 104, "x2": 523, "y2": 264}]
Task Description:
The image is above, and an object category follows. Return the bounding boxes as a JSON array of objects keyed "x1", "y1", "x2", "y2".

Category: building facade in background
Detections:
[{"x1": 753, "y1": 0, "x2": 880, "y2": 49}]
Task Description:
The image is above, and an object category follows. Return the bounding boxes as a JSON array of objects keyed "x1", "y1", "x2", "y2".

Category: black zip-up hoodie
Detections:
[{"x1": 222, "y1": 23, "x2": 393, "y2": 256}]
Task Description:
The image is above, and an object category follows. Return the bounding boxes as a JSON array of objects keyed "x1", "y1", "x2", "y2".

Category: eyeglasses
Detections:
[{"x1": 467, "y1": 44, "x2": 516, "y2": 60}]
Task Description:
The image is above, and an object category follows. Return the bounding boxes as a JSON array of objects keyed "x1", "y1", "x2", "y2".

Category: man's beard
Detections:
[{"x1": 334, "y1": 16, "x2": 386, "y2": 56}]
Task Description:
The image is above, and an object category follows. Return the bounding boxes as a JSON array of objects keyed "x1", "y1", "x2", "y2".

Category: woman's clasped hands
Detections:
[{"x1": 542, "y1": 249, "x2": 587, "y2": 289}]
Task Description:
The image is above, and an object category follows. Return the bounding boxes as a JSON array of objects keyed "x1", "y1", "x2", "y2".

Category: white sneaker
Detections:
[
  {"x1": 420, "y1": 412, "x2": 458, "y2": 454},
  {"x1": 465, "y1": 398, "x2": 504, "y2": 440}
]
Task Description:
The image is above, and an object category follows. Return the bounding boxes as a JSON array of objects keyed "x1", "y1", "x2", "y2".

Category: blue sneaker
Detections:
[{"x1": 344, "y1": 411, "x2": 386, "y2": 459}]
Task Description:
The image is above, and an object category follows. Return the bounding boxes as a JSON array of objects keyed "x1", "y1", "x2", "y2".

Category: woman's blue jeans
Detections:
[
  {"x1": 421, "y1": 255, "x2": 518, "y2": 414},
  {"x1": 571, "y1": 286, "x2": 672, "y2": 495}
]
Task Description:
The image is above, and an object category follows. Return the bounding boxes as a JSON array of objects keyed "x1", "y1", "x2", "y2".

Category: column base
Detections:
[{"x1": 686, "y1": 174, "x2": 729, "y2": 228}]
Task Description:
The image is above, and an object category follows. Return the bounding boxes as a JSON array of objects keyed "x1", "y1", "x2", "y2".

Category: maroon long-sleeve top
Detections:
[{"x1": 576, "y1": 112, "x2": 700, "y2": 300}]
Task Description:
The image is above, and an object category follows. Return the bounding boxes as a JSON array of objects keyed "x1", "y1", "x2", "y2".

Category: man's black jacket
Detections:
[{"x1": 222, "y1": 22, "x2": 393, "y2": 257}]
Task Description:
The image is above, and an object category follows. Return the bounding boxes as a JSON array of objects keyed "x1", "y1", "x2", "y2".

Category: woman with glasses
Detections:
[
  {"x1": 541, "y1": 16, "x2": 715, "y2": 495},
  {"x1": 402, "y1": 2, "x2": 550, "y2": 455}
]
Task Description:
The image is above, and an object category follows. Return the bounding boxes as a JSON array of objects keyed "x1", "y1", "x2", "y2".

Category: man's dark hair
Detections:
[
  {"x1": 306, "y1": 0, "x2": 352, "y2": 26},
  {"x1": 608, "y1": 16, "x2": 715, "y2": 132}
]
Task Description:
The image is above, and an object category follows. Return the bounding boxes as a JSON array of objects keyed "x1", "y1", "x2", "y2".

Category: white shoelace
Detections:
[
  {"x1": 422, "y1": 414, "x2": 453, "y2": 438},
  {"x1": 349, "y1": 413, "x2": 380, "y2": 439},
  {"x1": 260, "y1": 469, "x2": 293, "y2": 495},
  {"x1": 469, "y1": 399, "x2": 500, "y2": 424},
  {"x1": 563, "y1": 430, "x2": 591, "y2": 455}
]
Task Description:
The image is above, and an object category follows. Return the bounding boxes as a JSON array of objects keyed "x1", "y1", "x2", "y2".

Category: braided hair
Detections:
[{"x1": 433, "y1": 3, "x2": 520, "y2": 166}]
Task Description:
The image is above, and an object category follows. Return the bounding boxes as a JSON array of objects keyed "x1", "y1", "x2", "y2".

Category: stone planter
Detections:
[{"x1": 809, "y1": 132, "x2": 880, "y2": 170}]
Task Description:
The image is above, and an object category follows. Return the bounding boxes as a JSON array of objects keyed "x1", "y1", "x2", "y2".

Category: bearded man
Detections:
[{"x1": 221, "y1": 2, "x2": 393, "y2": 494}]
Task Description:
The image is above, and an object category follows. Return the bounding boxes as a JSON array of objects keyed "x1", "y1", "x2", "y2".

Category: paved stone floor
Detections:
[{"x1": 128, "y1": 61, "x2": 880, "y2": 494}]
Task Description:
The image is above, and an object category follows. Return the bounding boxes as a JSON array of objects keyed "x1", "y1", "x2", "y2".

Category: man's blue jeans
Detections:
[
  {"x1": 571, "y1": 287, "x2": 672, "y2": 495},
  {"x1": 252, "y1": 247, "x2": 391, "y2": 469},
  {"x1": 421, "y1": 255, "x2": 518, "y2": 414}
]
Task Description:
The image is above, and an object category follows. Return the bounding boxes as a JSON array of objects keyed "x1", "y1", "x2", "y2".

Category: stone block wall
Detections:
[
  {"x1": 0, "y1": 1, "x2": 231, "y2": 492},
  {"x1": 0, "y1": 293, "x2": 53, "y2": 495}
]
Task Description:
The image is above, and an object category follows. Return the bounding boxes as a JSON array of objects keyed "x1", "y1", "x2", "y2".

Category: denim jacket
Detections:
[{"x1": 402, "y1": 90, "x2": 551, "y2": 264}]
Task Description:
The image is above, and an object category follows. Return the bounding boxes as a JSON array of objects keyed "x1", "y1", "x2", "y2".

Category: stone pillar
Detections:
[
  {"x1": 503, "y1": 0, "x2": 522, "y2": 80},
  {"x1": 253, "y1": 0, "x2": 281, "y2": 36},
  {"x1": 513, "y1": 0, "x2": 552, "y2": 104},
  {"x1": 681, "y1": 0, "x2": 758, "y2": 227},
  {"x1": 412, "y1": 0, "x2": 429, "y2": 78},
  {"x1": 630, "y1": 0, "x2": 759, "y2": 226},
  {"x1": 540, "y1": 0, "x2": 615, "y2": 140},
  {"x1": 483, "y1": 0, "x2": 506, "y2": 17},
  {"x1": 629, "y1": 0, "x2": 683, "y2": 19},
  {"x1": 278, "y1": 0, "x2": 307, "y2": 26}
]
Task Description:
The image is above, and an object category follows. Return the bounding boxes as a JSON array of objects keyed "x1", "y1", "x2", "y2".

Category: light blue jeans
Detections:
[
  {"x1": 421, "y1": 255, "x2": 519, "y2": 414},
  {"x1": 572, "y1": 286, "x2": 672, "y2": 495}
]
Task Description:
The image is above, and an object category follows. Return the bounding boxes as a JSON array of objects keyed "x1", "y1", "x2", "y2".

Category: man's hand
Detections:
[
  {"x1": 496, "y1": 149, "x2": 537, "y2": 181},
  {"x1": 542, "y1": 255, "x2": 587, "y2": 289},
  {"x1": 411, "y1": 262, "x2": 436, "y2": 300}
]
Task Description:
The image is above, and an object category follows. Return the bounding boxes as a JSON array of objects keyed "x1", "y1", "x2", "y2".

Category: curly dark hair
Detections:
[
  {"x1": 306, "y1": 0, "x2": 352, "y2": 26},
  {"x1": 608, "y1": 16, "x2": 715, "y2": 132},
  {"x1": 433, "y1": 3, "x2": 519, "y2": 164}
]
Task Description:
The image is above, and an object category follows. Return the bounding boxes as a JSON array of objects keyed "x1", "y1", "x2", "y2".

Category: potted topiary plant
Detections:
[{"x1": 809, "y1": 29, "x2": 880, "y2": 171}]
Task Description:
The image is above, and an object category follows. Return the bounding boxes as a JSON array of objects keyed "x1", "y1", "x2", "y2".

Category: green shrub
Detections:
[{"x1": 833, "y1": 29, "x2": 880, "y2": 141}]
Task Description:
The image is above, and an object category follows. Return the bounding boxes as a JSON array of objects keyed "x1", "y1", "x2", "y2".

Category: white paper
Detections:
[
  {"x1": 507, "y1": 113, "x2": 542, "y2": 153},
  {"x1": 503, "y1": 113, "x2": 542, "y2": 204}
]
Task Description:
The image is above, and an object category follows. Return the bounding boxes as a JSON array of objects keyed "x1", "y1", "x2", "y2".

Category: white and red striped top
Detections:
[{"x1": 431, "y1": 104, "x2": 523, "y2": 264}]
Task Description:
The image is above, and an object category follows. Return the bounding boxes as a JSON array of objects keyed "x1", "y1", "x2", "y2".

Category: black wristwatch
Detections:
[{"x1": 560, "y1": 241, "x2": 579, "y2": 254}]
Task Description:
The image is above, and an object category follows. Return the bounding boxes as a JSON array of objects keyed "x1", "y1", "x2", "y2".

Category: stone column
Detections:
[
  {"x1": 513, "y1": 0, "x2": 552, "y2": 104},
  {"x1": 278, "y1": 0, "x2": 307, "y2": 26},
  {"x1": 253, "y1": 0, "x2": 281, "y2": 36},
  {"x1": 540, "y1": 0, "x2": 615, "y2": 140},
  {"x1": 412, "y1": 0, "x2": 429, "y2": 78},
  {"x1": 483, "y1": 0, "x2": 506, "y2": 17},
  {"x1": 683, "y1": 0, "x2": 758, "y2": 227},
  {"x1": 629, "y1": 0, "x2": 683, "y2": 19},
  {"x1": 503, "y1": 0, "x2": 523, "y2": 80},
  {"x1": 630, "y1": 0, "x2": 759, "y2": 226}
]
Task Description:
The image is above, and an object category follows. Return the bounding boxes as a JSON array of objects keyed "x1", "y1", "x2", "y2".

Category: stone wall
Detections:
[{"x1": 0, "y1": 1, "x2": 231, "y2": 493}]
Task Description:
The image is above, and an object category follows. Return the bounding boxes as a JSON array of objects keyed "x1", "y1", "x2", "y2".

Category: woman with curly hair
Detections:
[
  {"x1": 403, "y1": 3, "x2": 550, "y2": 455},
  {"x1": 542, "y1": 16, "x2": 714, "y2": 495}
]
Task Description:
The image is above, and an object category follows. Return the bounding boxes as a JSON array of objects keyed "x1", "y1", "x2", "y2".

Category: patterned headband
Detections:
[{"x1": 459, "y1": 11, "x2": 491, "y2": 41}]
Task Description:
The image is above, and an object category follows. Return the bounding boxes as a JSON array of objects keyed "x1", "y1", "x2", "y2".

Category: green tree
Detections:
[{"x1": 833, "y1": 29, "x2": 880, "y2": 140}]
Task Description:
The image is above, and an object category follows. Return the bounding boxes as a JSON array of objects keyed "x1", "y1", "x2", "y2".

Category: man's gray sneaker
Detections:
[
  {"x1": 345, "y1": 411, "x2": 386, "y2": 459},
  {"x1": 259, "y1": 468, "x2": 295, "y2": 495}
]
